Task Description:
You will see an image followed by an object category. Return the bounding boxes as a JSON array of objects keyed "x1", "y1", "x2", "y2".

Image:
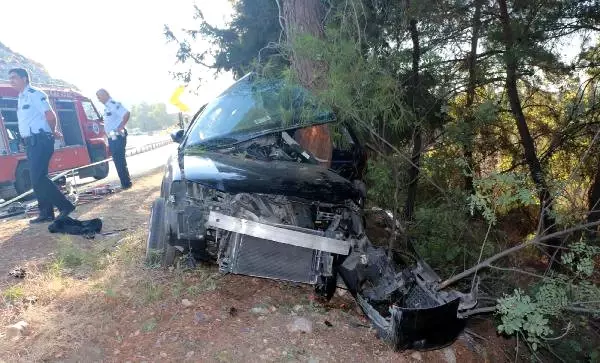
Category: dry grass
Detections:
[{"x1": 0, "y1": 228, "x2": 156, "y2": 362}]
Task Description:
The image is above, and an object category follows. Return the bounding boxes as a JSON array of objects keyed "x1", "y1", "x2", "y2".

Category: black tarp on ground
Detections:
[{"x1": 48, "y1": 216, "x2": 102, "y2": 239}]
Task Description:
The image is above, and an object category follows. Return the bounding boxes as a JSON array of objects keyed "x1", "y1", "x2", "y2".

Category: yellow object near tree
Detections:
[{"x1": 169, "y1": 85, "x2": 190, "y2": 112}]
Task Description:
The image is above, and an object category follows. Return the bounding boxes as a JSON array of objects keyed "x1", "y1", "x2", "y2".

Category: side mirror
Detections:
[{"x1": 171, "y1": 129, "x2": 184, "y2": 144}]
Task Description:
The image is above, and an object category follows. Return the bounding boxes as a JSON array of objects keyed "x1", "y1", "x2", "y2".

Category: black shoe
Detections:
[
  {"x1": 29, "y1": 215, "x2": 54, "y2": 224},
  {"x1": 122, "y1": 183, "x2": 133, "y2": 190},
  {"x1": 57, "y1": 205, "x2": 75, "y2": 220}
]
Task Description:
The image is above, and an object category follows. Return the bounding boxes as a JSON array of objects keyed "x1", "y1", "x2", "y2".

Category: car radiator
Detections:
[
  {"x1": 221, "y1": 234, "x2": 320, "y2": 284},
  {"x1": 206, "y1": 211, "x2": 350, "y2": 284}
]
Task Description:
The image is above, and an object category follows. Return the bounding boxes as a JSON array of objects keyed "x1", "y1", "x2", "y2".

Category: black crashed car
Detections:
[{"x1": 147, "y1": 73, "x2": 477, "y2": 351}]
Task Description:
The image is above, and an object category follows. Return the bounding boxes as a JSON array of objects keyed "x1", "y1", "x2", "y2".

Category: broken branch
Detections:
[{"x1": 438, "y1": 220, "x2": 600, "y2": 290}]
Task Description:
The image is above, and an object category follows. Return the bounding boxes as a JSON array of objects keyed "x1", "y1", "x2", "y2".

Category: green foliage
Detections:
[
  {"x1": 165, "y1": 0, "x2": 284, "y2": 81},
  {"x1": 561, "y1": 242, "x2": 600, "y2": 278},
  {"x1": 2, "y1": 284, "x2": 25, "y2": 303},
  {"x1": 469, "y1": 172, "x2": 537, "y2": 224},
  {"x1": 496, "y1": 240, "x2": 600, "y2": 352},
  {"x1": 129, "y1": 103, "x2": 178, "y2": 132},
  {"x1": 365, "y1": 156, "x2": 399, "y2": 211},
  {"x1": 497, "y1": 289, "x2": 553, "y2": 351}
]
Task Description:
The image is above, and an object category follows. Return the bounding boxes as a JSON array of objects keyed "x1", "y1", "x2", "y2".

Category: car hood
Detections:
[{"x1": 182, "y1": 150, "x2": 358, "y2": 203}]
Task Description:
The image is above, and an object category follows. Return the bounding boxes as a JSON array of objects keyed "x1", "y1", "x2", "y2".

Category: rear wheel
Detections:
[{"x1": 90, "y1": 147, "x2": 109, "y2": 180}]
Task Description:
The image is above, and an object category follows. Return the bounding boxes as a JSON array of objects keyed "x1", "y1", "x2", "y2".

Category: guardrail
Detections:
[{"x1": 0, "y1": 139, "x2": 174, "y2": 209}]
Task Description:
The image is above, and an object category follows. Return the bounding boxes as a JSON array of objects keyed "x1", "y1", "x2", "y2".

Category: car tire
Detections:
[
  {"x1": 146, "y1": 197, "x2": 167, "y2": 263},
  {"x1": 90, "y1": 147, "x2": 109, "y2": 180}
]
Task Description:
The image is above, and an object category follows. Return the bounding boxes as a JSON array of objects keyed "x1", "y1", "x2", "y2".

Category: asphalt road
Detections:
[{"x1": 75, "y1": 142, "x2": 177, "y2": 188}]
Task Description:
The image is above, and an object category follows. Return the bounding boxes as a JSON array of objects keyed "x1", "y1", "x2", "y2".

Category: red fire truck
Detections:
[{"x1": 0, "y1": 84, "x2": 110, "y2": 200}]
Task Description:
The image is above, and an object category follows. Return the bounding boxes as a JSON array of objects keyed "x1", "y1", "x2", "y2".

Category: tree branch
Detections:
[{"x1": 438, "y1": 219, "x2": 600, "y2": 289}]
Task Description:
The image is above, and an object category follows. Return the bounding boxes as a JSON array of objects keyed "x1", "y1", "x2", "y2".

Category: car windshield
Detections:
[{"x1": 185, "y1": 74, "x2": 335, "y2": 148}]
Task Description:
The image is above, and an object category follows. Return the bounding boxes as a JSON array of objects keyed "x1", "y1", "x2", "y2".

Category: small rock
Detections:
[
  {"x1": 194, "y1": 311, "x2": 207, "y2": 323},
  {"x1": 442, "y1": 347, "x2": 456, "y2": 363},
  {"x1": 410, "y1": 351, "x2": 423, "y2": 361},
  {"x1": 160, "y1": 352, "x2": 167, "y2": 358},
  {"x1": 25, "y1": 296, "x2": 38, "y2": 304},
  {"x1": 269, "y1": 306, "x2": 277, "y2": 313},
  {"x1": 182, "y1": 299, "x2": 193, "y2": 307},
  {"x1": 114, "y1": 350, "x2": 120, "y2": 355},
  {"x1": 287, "y1": 317, "x2": 313, "y2": 334},
  {"x1": 134, "y1": 330, "x2": 140, "y2": 336},
  {"x1": 6, "y1": 320, "x2": 28, "y2": 340},
  {"x1": 55, "y1": 352, "x2": 64, "y2": 359},
  {"x1": 251, "y1": 307, "x2": 270, "y2": 315},
  {"x1": 308, "y1": 357, "x2": 320, "y2": 363},
  {"x1": 186, "y1": 351, "x2": 195, "y2": 358},
  {"x1": 293, "y1": 305, "x2": 303, "y2": 312}
]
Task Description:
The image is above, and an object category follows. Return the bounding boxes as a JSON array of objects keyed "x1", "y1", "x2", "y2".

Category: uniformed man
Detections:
[
  {"x1": 96, "y1": 89, "x2": 132, "y2": 189},
  {"x1": 8, "y1": 68, "x2": 75, "y2": 223}
]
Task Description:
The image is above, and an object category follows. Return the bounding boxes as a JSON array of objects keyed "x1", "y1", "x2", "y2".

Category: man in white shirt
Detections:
[
  {"x1": 96, "y1": 89, "x2": 132, "y2": 189},
  {"x1": 9, "y1": 68, "x2": 75, "y2": 223}
]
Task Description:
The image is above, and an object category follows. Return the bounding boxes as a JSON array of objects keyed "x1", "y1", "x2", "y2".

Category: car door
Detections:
[{"x1": 48, "y1": 98, "x2": 91, "y2": 171}]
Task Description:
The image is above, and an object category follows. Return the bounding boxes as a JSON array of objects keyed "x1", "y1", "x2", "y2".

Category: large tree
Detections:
[{"x1": 283, "y1": 0, "x2": 333, "y2": 166}]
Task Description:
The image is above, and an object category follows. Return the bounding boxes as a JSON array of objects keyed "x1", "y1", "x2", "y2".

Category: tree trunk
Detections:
[
  {"x1": 498, "y1": 0, "x2": 557, "y2": 240},
  {"x1": 283, "y1": 0, "x2": 333, "y2": 166},
  {"x1": 404, "y1": 17, "x2": 421, "y2": 221},
  {"x1": 587, "y1": 157, "x2": 600, "y2": 240},
  {"x1": 463, "y1": 0, "x2": 483, "y2": 194}
]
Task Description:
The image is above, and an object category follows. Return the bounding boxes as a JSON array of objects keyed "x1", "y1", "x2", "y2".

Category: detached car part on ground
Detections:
[{"x1": 146, "y1": 74, "x2": 477, "y2": 351}]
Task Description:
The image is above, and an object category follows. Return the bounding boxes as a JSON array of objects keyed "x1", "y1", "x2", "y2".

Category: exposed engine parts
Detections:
[{"x1": 162, "y1": 182, "x2": 476, "y2": 351}]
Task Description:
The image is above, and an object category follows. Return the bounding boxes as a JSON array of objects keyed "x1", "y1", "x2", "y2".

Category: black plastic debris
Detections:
[{"x1": 48, "y1": 216, "x2": 102, "y2": 239}]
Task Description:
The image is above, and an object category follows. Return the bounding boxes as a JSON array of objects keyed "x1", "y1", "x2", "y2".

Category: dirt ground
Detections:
[{"x1": 0, "y1": 171, "x2": 513, "y2": 362}]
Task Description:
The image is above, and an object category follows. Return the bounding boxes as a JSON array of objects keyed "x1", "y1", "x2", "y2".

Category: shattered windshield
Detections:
[{"x1": 185, "y1": 74, "x2": 335, "y2": 148}]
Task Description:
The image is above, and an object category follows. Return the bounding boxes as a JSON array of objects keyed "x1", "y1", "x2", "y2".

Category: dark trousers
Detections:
[
  {"x1": 25, "y1": 133, "x2": 74, "y2": 217},
  {"x1": 108, "y1": 134, "x2": 132, "y2": 188}
]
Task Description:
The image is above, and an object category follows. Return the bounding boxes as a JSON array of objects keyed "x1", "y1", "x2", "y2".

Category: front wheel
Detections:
[{"x1": 146, "y1": 198, "x2": 167, "y2": 264}]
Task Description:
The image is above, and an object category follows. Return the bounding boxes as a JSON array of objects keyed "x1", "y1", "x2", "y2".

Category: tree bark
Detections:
[
  {"x1": 404, "y1": 17, "x2": 422, "y2": 221},
  {"x1": 283, "y1": 0, "x2": 333, "y2": 166},
  {"x1": 463, "y1": 0, "x2": 483, "y2": 194},
  {"x1": 587, "y1": 157, "x2": 600, "y2": 240},
  {"x1": 498, "y1": 0, "x2": 557, "y2": 240}
]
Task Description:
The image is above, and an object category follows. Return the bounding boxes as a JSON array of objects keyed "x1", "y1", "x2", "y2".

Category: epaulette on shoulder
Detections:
[
  {"x1": 110, "y1": 100, "x2": 116, "y2": 104},
  {"x1": 28, "y1": 88, "x2": 36, "y2": 93}
]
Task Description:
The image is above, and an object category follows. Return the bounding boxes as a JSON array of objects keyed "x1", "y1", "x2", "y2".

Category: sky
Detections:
[{"x1": 0, "y1": 0, "x2": 235, "y2": 113}]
